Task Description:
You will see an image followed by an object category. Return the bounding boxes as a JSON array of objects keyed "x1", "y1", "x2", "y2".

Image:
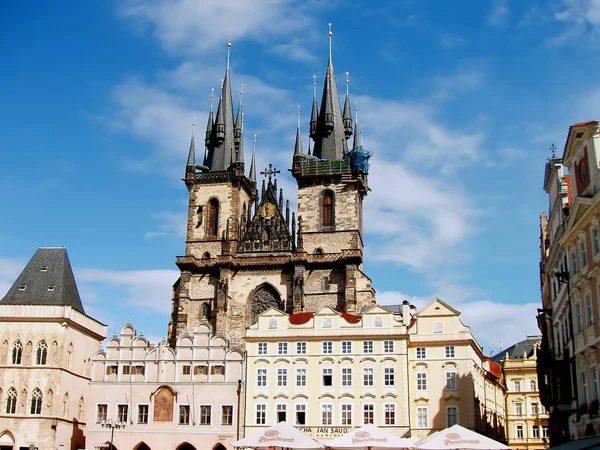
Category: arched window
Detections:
[
  {"x1": 323, "y1": 276, "x2": 330, "y2": 291},
  {"x1": 67, "y1": 343, "x2": 73, "y2": 370},
  {"x1": 530, "y1": 379, "x2": 537, "y2": 391},
  {"x1": 208, "y1": 199, "x2": 219, "y2": 237},
  {"x1": 62, "y1": 393, "x2": 69, "y2": 418},
  {"x1": 321, "y1": 191, "x2": 334, "y2": 228},
  {"x1": 78, "y1": 397, "x2": 85, "y2": 421},
  {"x1": 30, "y1": 389, "x2": 42, "y2": 415},
  {"x1": 12, "y1": 340, "x2": 22, "y2": 365},
  {"x1": 6, "y1": 388, "x2": 17, "y2": 414},
  {"x1": 36, "y1": 340, "x2": 48, "y2": 365}
]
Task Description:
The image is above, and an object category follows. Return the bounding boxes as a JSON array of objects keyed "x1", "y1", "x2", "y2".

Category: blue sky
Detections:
[{"x1": 1, "y1": 0, "x2": 597, "y2": 352}]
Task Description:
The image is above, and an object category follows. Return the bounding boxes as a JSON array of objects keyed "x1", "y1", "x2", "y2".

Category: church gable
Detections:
[{"x1": 238, "y1": 175, "x2": 293, "y2": 253}]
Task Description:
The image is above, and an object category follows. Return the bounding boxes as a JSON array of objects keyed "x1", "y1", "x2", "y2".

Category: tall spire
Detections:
[
  {"x1": 249, "y1": 134, "x2": 257, "y2": 183},
  {"x1": 210, "y1": 39, "x2": 236, "y2": 171},
  {"x1": 204, "y1": 88, "x2": 214, "y2": 166},
  {"x1": 187, "y1": 120, "x2": 196, "y2": 167},
  {"x1": 309, "y1": 75, "x2": 318, "y2": 139},
  {"x1": 352, "y1": 104, "x2": 361, "y2": 150},
  {"x1": 312, "y1": 23, "x2": 348, "y2": 160},
  {"x1": 235, "y1": 84, "x2": 244, "y2": 163},
  {"x1": 294, "y1": 106, "x2": 303, "y2": 156},
  {"x1": 342, "y1": 71, "x2": 353, "y2": 139}
]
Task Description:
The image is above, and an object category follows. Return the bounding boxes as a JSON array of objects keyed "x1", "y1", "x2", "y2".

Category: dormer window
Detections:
[
  {"x1": 48, "y1": 285, "x2": 56, "y2": 292},
  {"x1": 18, "y1": 284, "x2": 26, "y2": 291}
]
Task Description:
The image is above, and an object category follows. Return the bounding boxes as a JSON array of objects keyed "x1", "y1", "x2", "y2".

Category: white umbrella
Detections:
[
  {"x1": 414, "y1": 425, "x2": 509, "y2": 449},
  {"x1": 327, "y1": 424, "x2": 416, "y2": 448},
  {"x1": 232, "y1": 421, "x2": 325, "y2": 449}
]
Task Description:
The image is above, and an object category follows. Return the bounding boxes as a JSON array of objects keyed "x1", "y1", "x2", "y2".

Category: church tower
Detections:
[{"x1": 169, "y1": 30, "x2": 374, "y2": 347}]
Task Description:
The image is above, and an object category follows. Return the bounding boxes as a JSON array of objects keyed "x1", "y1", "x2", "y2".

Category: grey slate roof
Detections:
[
  {"x1": 0, "y1": 248, "x2": 85, "y2": 314},
  {"x1": 206, "y1": 65, "x2": 236, "y2": 171},
  {"x1": 491, "y1": 336, "x2": 541, "y2": 363},
  {"x1": 312, "y1": 58, "x2": 349, "y2": 161}
]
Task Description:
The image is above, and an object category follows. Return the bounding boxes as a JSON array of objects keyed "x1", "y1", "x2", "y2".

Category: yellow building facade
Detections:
[
  {"x1": 244, "y1": 305, "x2": 411, "y2": 442},
  {"x1": 494, "y1": 337, "x2": 549, "y2": 450}
]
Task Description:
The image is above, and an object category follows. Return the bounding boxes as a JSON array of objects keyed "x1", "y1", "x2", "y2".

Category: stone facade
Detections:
[
  {"x1": 0, "y1": 305, "x2": 107, "y2": 450},
  {"x1": 85, "y1": 322, "x2": 245, "y2": 450}
]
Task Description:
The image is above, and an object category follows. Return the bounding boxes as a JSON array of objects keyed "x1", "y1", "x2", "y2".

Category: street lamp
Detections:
[{"x1": 100, "y1": 419, "x2": 126, "y2": 450}]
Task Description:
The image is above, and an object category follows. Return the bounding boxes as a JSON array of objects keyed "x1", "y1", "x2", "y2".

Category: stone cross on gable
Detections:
[
  {"x1": 549, "y1": 144, "x2": 557, "y2": 157},
  {"x1": 260, "y1": 164, "x2": 280, "y2": 181}
]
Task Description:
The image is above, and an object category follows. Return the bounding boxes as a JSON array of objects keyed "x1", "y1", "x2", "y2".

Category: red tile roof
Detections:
[
  {"x1": 489, "y1": 360, "x2": 502, "y2": 378},
  {"x1": 341, "y1": 312, "x2": 362, "y2": 324},
  {"x1": 563, "y1": 121, "x2": 598, "y2": 156},
  {"x1": 564, "y1": 175, "x2": 573, "y2": 206}
]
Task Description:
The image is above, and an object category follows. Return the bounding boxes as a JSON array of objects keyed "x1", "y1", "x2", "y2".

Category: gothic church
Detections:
[{"x1": 169, "y1": 35, "x2": 375, "y2": 346}]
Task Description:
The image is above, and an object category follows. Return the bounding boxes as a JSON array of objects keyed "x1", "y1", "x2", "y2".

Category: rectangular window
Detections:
[
  {"x1": 586, "y1": 294, "x2": 594, "y2": 326},
  {"x1": 222, "y1": 405, "x2": 233, "y2": 425},
  {"x1": 516, "y1": 425, "x2": 523, "y2": 439},
  {"x1": 322, "y1": 368, "x2": 333, "y2": 387},
  {"x1": 256, "y1": 404, "x2": 266, "y2": 425},
  {"x1": 96, "y1": 404, "x2": 107, "y2": 423},
  {"x1": 416, "y1": 347, "x2": 426, "y2": 359},
  {"x1": 137, "y1": 405, "x2": 148, "y2": 424},
  {"x1": 322, "y1": 317, "x2": 332, "y2": 328},
  {"x1": 581, "y1": 372, "x2": 589, "y2": 405},
  {"x1": 576, "y1": 303, "x2": 583, "y2": 333},
  {"x1": 417, "y1": 372, "x2": 427, "y2": 391},
  {"x1": 122, "y1": 365, "x2": 131, "y2": 375},
  {"x1": 515, "y1": 402, "x2": 522, "y2": 415},
  {"x1": 374, "y1": 316, "x2": 383, "y2": 327},
  {"x1": 296, "y1": 368, "x2": 307, "y2": 387},
  {"x1": 363, "y1": 404, "x2": 374, "y2": 424},
  {"x1": 514, "y1": 380, "x2": 521, "y2": 392},
  {"x1": 117, "y1": 404, "x2": 128, "y2": 423},
  {"x1": 433, "y1": 322, "x2": 443, "y2": 333},
  {"x1": 342, "y1": 341, "x2": 352, "y2": 354},
  {"x1": 257, "y1": 368, "x2": 267, "y2": 387},
  {"x1": 182, "y1": 365, "x2": 191, "y2": 375},
  {"x1": 571, "y1": 251, "x2": 578, "y2": 274},
  {"x1": 417, "y1": 406, "x2": 428, "y2": 428},
  {"x1": 134, "y1": 365, "x2": 145, "y2": 375},
  {"x1": 446, "y1": 371, "x2": 458, "y2": 390},
  {"x1": 296, "y1": 342, "x2": 307, "y2": 354},
  {"x1": 384, "y1": 404, "x2": 396, "y2": 425},
  {"x1": 581, "y1": 240, "x2": 588, "y2": 267},
  {"x1": 295, "y1": 404, "x2": 306, "y2": 425},
  {"x1": 341, "y1": 404, "x2": 353, "y2": 425},
  {"x1": 593, "y1": 368, "x2": 599, "y2": 402},
  {"x1": 542, "y1": 426, "x2": 549, "y2": 438},
  {"x1": 363, "y1": 341, "x2": 374, "y2": 353},
  {"x1": 342, "y1": 367, "x2": 353, "y2": 387},
  {"x1": 447, "y1": 406, "x2": 458, "y2": 427},
  {"x1": 178, "y1": 405, "x2": 190, "y2": 425},
  {"x1": 194, "y1": 365, "x2": 207, "y2": 375},
  {"x1": 200, "y1": 405, "x2": 212, "y2": 425},
  {"x1": 322, "y1": 341, "x2": 333, "y2": 354},
  {"x1": 445, "y1": 346, "x2": 455, "y2": 358},
  {"x1": 531, "y1": 402, "x2": 538, "y2": 415},
  {"x1": 594, "y1": 229, "x2": 600, "y2": 255},
  {"x1": 277, "y1": 368, "x2": 288, "y2": 387},
  {"x1": 363, "y1": 367, "x2": 374, "y2": 386},
  {"x1": 107, "y1": 365, "x2": 118, "y2": 375},
  {"x1": 277, "y1": 343, "x2": 288, "y2": 355},
  {"x1": 258, "y1": 342, "x2": 268, "y2": 355},
  {"x1": 211, "y1": 365, "x2": 225, "y2": 376},
  {"x1": 384, "y1": 340, "x2": 394, "y2": 353},
  {"x1": 276, "y1": 404, "x2": 287, "y2": 423},
  {"x1": 321, "y1": 404, "x2": 332, "y2": 425},
  {"x1": 384, "y1": 367, "x2": 395, "y2": 386}
]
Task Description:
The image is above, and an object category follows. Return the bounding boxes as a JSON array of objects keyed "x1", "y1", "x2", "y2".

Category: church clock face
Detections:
[{"x1": 262, "y1": 202, "x2": 276, "y2": 219}]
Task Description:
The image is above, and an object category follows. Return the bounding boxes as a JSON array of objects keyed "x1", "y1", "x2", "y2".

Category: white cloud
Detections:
[
  {"x1": 439, "y1": 34, "x2": 466, "y2": 48},
  {"x1": 378, "y1": 288, "x2": 540, "y2": 354},
  {"x1": 549, "y1": 0, "x2": 600, "y2": 45},
  {"x1": 487, "y1": 0, "x2": 511, "y2": 27},
  {"x1": 118, "y1": 0, "x2": 312, "y2": 56},
  {"x1": 76, "y1": 268, "x2": 179, "y2": 314},
  {"x1": 145, "y1": 210, "x2": 188, "y2": 239}
]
